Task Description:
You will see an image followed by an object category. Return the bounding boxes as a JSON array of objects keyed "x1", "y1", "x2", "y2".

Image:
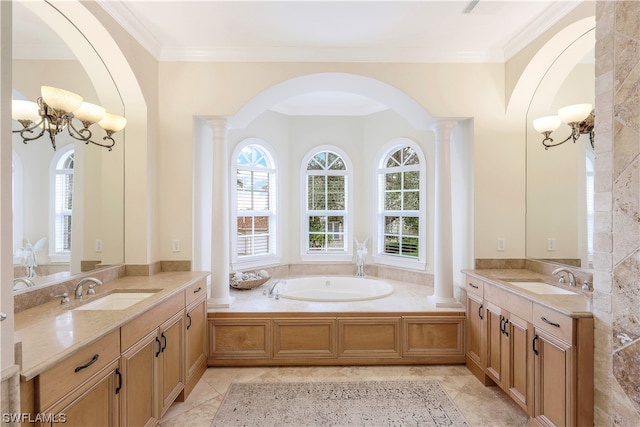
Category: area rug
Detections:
[{"x1": 211, "y1": 380, "x2": 470, "y2": 426}]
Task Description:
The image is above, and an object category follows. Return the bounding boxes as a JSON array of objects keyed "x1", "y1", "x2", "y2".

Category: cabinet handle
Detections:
[
  {"x1": 155, "y1": 336, "x2": 162, "y2": 357},
  {"x1": 541, "y1": 316, "x2": 560, "y2": 328},
  {"x1": 468, "y1": 283, "x2": 478, "y2": 289},
  {"x1": 161, "y1": 332, "x2": 167, "y2": 352},
  {"x1": 186, "y1": 313, "x2": 192, "y2": 330},
  {"x1": 532, "y1": 335, "x2": 539, "y2": 355},
  {"x1": 499, "y1": 316, "x2": 505, "y2": 333},
  {"x1": 478, "y1": 304, "x2": 483, "y2": 320},
  {"x1": 193, "y1": 286, "x2": 202, "y2": 294},
  {"x1": 115, "y1": 368, "x2": 122, "y2": 394},
  {"x1": 74, "y1": 354, "x2": 99, "y2": 373},
  {"x1": 503, "y1": 319, "x2": 509, "y2": 337}
]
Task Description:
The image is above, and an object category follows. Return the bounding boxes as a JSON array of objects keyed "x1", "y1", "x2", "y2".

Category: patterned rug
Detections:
[{"x1": 211, "y1": 380, "x2": 470, "y2": 426}]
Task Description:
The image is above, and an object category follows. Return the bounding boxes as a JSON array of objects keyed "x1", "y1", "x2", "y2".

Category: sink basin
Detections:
[
  {"x1": 74, "y1": 291, "x2": 158, "y2": 311},
  {"x1": 508, "y1": 281, "x2": 577, "y2": 295}
]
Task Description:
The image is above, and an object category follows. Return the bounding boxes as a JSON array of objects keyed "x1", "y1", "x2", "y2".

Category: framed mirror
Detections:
[
  {"x1": 525, "y1": 29, "x2": 595, "y2": 269},
  {"x1": 12, "y1": 1, "x2": 124, "y2": 291}
]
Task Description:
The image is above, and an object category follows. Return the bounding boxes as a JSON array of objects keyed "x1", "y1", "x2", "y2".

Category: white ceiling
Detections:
[{"x1": 12, "y1": 0, "x2": 590, "y2": 116}]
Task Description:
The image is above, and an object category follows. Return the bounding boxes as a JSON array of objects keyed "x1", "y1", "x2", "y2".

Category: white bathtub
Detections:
[{"x1": 275, "y1": 276, "x2": 393, "y2": 302}]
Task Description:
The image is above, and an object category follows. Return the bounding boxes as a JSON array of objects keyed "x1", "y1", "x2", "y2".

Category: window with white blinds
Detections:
[
  {"x1": 233, "y1": 143, "x2": 276, "y2": 264},
  {"x1": 54, "y1": 149, "x2": 74, "y2": 255}
]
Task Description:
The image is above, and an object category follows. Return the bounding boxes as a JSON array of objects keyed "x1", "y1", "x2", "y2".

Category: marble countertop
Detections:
[
  {"x1": 14, "y1": 271, "x2": 209, "y2": 381},
  {"x1": 462, "y1": 268, "x2": 593, "y2": 318}
]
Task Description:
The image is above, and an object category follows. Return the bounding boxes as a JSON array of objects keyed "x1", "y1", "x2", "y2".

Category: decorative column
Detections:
[
  {"x1": 207, "y1": 117, "x2": 234, "y2": 308},
  {"x1": 429, "y1": 119, "x2": 463, "y2": 308}
]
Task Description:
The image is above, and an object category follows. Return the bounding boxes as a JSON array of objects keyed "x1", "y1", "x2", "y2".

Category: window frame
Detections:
[
  {"x1": 373, "y1": 139, "x2": 427, "y2": 270},
  {"x1": 300, "y1": 145, "x2": 353, "y2": 262},
  {"x1": 230, "y1": 139, "x2": 280, "y2": 269}
]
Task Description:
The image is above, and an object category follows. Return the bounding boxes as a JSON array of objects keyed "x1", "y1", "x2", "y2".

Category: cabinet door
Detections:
[
  {"x1": 185, "y1": 297, "x2": 207, "y2": 382},
  {"x1": 159, "y1": 311, "x2": 185, "y2": 415},
  {"x1": 466, "y1": 293, "x2": 485, "y2": 367},
  {"x1": 46, "y1": 360, "x2": 120, "y2": 427},
  {"x1": 121, "y1": 330, "x2": 159, "y2": 427},
  {"x1": 485, "y1": 305, "x2": 505, "y2": 387},
  {"x1": 532, "y1": 329, "x2": 572, "y2": 427},
  {"x1": 506, "y1": 314, "x2": 533, "y2": 416}
]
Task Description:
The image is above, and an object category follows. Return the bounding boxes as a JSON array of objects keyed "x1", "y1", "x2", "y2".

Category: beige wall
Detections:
[{"x1": 157, "y1": 61, "x2": 525, "y2": 266}]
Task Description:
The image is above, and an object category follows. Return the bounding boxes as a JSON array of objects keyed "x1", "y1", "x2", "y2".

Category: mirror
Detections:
[
  {"x1": 526, "y1": 29, "x2": 595, "y2": 269},
  {"x1": 12, "y1": 1, "x2": 124, "y2": 291}
]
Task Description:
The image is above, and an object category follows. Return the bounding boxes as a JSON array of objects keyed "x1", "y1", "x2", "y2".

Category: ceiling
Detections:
[{"x1": 12, "y1": 0, "x2": 590, "y2": 115}]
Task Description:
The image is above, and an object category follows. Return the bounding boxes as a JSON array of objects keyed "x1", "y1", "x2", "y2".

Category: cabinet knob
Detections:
[{"x1": 0, "y1": 312, "x2": 7, "y2": 322}]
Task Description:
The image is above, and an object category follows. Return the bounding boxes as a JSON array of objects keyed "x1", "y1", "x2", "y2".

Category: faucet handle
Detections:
[
  {"x1": 557, "y1": 274, "x2": 566, "y2": 284},
  {"x1": 54, "y1": 292, "x2": 70, "y2": 304},
  {"x1": 582, "y1": 280, "x2": 592, "y2": 291},
  {"x1": 87, "y1": 284, "x2": 97, "y2": 295}
]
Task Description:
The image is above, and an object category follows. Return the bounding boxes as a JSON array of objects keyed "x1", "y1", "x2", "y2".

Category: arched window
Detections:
[
  {"x1": 50, "y1": 146, "x2": 74, "y2": 261},
  {"x1": 302, "y1": 146, "x2": 352, "y2": 259},
  {"x1": 376, "y1": 141, "x2": 426, "y2": 267},
  {"x1": 231, "y1": 141, "x2": 277, "y2": 267}
]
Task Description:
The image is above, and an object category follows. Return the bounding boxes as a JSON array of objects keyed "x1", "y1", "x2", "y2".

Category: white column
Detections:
[
  {"x1": 428, "y1": 120, "x2": 463, "y2": 308},
  {"x1": 207, "y1": 117, "x2": 234, "y2": 308}
]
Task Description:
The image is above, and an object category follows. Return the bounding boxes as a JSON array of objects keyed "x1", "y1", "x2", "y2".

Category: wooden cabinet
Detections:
[
  {"x1": 531, "y1": 305, "x2": 594, "y2": 427},
  {"x1": 182, "y1": 290, "x2": 207, "y2": 399},
  {"x1": 465, "y1": 274, "x2": 593, "y2": 427},
  {"x1": 273, "y1": 318, "x2": 337, "y2": 358},
  {"x1": 45, "y1": 359, "x2": 121, "y2": 427},
  {"x1": 120, "y1": 293, "x2": 185, "y2": 422}
]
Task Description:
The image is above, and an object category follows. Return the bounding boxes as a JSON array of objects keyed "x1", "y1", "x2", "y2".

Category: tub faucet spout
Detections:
[{"x1": 268, "y1": 279, "x2": 284, "y2": 298}]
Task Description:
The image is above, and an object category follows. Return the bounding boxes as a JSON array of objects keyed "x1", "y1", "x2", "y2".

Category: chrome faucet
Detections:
[
  {"x1": 268, "y1": 279, "x2": 284, "y2": 298},
  {"x1": 74, "y1": 277, "x2": 103, "y2": 299},
  {"x1": 552, "y1": 268, "x2": 576, "y2": 287},
  {"x1": 13, "y1": 277, "x2": 36, "y2": 289}
]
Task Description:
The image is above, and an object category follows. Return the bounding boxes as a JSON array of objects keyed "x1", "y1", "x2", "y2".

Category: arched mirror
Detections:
[
  {"x1": 12, "y1": 1, "x2": 124, "y2": 291},
  {"x1": 526, "y1": 28, "x2": 595, "y2": 269}
]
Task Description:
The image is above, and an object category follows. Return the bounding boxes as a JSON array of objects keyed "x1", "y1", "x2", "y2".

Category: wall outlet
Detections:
[
  {"x1": 547, "y1": 238, "x2": 556, "y2": 251},
  {"x1": 95, "y1": 239, "x2": 102, "y2": 253},
  {"x1": 172, "y1": 239, "x2": 181, "y2": 252},
  {"x1": 497, "y1": 238, "x2": 505, "y2": 252}
]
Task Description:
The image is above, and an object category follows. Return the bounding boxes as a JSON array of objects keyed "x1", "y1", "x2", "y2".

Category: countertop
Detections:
[
  {"x1": 14, "y1": 271, "x2": 209, "y2": 381},
  {"x1": 462, "y1": 268, "x2": 593, "y2": 318}
]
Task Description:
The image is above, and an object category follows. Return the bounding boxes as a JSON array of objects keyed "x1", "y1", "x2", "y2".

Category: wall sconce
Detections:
[
  {"x1": 533, "y1": 103, "x2": 594, "y2": 150},
  {"x1": 12, "y1": 86, "x2": 127, "y2": 151}
]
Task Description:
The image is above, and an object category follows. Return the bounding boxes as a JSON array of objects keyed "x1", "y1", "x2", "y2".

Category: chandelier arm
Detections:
[
  {"x1": 84, "y1": 134, "x2": 115, "y2": 151},
  {"x1": 13, "y1": 120, "x2": 47, "y2": 143},
  {"x1": 541, "y1": 131, "x2": 575, "y2": 150},
  {"x1": 67, "y1": 120, "x2": 94, "y2": 142}
]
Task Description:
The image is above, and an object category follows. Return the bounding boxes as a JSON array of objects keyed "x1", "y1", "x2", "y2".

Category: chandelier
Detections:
[
  {"x1": 532, "y1": 103, "x2": 594, "y2": 150},
  {"x1": 12, "y1": 86, "x2": 127, "y2": 151}
]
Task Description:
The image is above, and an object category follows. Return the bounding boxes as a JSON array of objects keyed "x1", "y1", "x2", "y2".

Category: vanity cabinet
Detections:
[
  {"x1": 30, "y1": 330, "x2": 121, "y2": 426},
  {"x1": 464, "y1": 274, "x2": 592, "y2": 426},
  {"x1": 182, "y1": 281, "x2": 207, "y2": 399},
  {"x1": 120, "y1": 292, "x2": 185, "y2": 423},
  {"x1": 531, "y1": 304, "x2": 593, "y2": 427}
]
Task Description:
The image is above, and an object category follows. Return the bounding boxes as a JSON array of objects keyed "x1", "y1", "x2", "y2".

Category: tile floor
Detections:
[{"x1": 159, "y1": 365, "x2": 530, "y2": 426}]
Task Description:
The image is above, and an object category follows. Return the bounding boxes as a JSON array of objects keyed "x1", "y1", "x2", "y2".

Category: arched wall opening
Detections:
[{"x1": 194, "y1": 72, "x2": 473, "y2": 291}]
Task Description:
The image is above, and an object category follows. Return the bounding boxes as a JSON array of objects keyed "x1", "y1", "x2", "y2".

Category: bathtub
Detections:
[{"x1": 275, "y1": 276, "x2": 393, "y2": 302}]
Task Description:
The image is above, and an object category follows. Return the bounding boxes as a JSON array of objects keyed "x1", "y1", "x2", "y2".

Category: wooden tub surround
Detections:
[{"x1": 208, "y1": 278, "x2": 466, "y2": 366}]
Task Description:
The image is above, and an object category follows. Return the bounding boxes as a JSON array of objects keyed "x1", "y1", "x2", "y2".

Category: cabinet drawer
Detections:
[
  {"x1": 532, "y1": 304, "x2": 573, "y2": 343},
  {"x1": 121, "y1": 292, "x2": 184, "y2": 350},
  {"x1": 186, "y1": 279, "x2": 206, "y2": 307},
  {"x1": 37, "y1": 329, "x2": 120, "y2": 410},
  {"x1": 465, "y1": 276, "x2": 484, "y2": 298}
]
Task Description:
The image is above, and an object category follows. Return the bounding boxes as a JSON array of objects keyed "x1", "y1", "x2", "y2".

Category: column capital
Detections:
[
  {"x1": 430, "y1": 119, "x2": 458, "y2": 134},
  {"x1": 206, "y1": 116, "x2": 230, "y2": 133}
]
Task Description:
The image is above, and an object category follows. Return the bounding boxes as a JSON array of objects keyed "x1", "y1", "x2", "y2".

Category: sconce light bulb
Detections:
[
  {"x1": 73, "y1": 102, "x2": 106, "y2": 125},
  {"x1": 98, "y1": 113, "x2": 127, "y2": 133},
  {"x1": 557, "y1": 103, "x2": 592, "y2": 125},
  {"x1": 12, "y1": 100, "x2": 40, "y2": 123},
  {"x1": 41, "y1": 86, "x2": 83, "y2": 113},
  {"x1": 533, "y1": 115, "x2": 562, "y2": 133}
]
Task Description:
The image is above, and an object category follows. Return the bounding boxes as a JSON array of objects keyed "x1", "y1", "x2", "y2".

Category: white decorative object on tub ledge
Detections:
[
  {"x1": 229, "y1": 270, "x2": 269, "y2": 290},
  {"x1": 354, "y1": 237, "x2": 368, "y2": 278}
]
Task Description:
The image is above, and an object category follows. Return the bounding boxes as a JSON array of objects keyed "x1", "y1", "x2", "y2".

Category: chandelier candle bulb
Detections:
[{"x1": 41, "y1": 86, "x2": 83, "y2": 113}]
